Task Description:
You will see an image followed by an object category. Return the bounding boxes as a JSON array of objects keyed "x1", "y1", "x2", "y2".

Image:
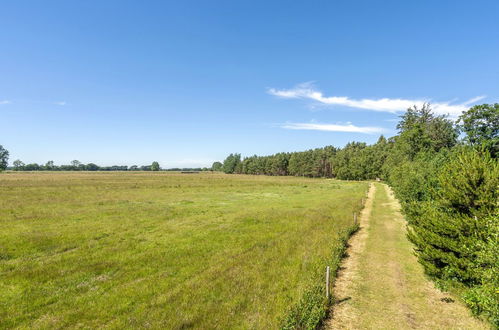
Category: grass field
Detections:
[{"x1": 0, "y1": 172, "x2": 367, "y2": 329}]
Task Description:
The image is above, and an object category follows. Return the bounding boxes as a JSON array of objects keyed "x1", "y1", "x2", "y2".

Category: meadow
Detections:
[{"x1": 0, "y1": 172, "x2": 367, "y2": 329}]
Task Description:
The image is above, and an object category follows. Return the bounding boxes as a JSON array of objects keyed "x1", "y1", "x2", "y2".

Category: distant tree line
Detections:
[
  {"x1": 0, "y1": 157, "x2": 212, "y2": 172},
  {"x1": 220, "y1": 103, "x2": 499, "y2": 326},
  {"x1": 6, "y1": 159, "x2": 157, "y2": 171}
]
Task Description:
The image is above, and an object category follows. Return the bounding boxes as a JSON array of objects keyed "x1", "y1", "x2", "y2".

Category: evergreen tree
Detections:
[
  {"x1": 396, "y1": 104, "x2": 458, "y2": 160},
  {"x1": 407, "y1": 148, "x2": 498, "y2": 283}
]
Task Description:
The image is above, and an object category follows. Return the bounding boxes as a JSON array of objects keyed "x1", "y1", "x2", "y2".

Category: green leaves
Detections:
[
  {"x1": 211, "y1": 161, "x2": 223, "y2": 171},
  {"x1": 436, "y1": 148, "x2": 498, "y2": 216},
  {"x1": 394, "y1": 147, "x2": 498, "y2": 326},
  {"x1": 458, "y1": 103, "x2": 499, "y2": 156},
  {"x1": 151, "y1": 161, "x2": 160, "y2": 171},
  {"x1": 0, "y1": 145, "x2": 8, "y2": 171},
  {"x1": 222, "y1": 153, "x2": 242, "y2": 174}
]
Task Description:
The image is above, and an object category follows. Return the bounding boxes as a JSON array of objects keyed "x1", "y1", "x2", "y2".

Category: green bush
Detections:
[
  {"x1": 463, "y1": 214, "x2": 499, "y2": 327},
  {"x1": 397, "y1": 147, "x2": 498, "y2": 326}
]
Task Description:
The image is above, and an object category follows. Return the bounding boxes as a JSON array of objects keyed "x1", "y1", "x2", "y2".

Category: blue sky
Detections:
[{"x1": 1, "y1": 1, "x2": 498, "y2": 167}]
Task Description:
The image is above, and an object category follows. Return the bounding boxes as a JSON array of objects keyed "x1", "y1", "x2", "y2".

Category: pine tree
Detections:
[{"x1": 407, "y1": 148, "x2": 498, "y2": 284}]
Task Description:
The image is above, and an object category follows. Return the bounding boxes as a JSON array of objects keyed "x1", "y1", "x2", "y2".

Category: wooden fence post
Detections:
[
  {"x1": 326, "y1": 266, "x2": 330, "y2": 298},
  {"x1": 354, "y1": 212, "x2": 357, "y2": 225}
]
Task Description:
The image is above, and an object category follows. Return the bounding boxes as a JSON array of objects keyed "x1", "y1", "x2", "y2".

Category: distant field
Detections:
[{"x1": 0, "y1": 172, "x2": 367, "y2": 329}]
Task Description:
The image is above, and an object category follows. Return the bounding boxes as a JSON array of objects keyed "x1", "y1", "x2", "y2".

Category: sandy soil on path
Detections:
[{"x1": 325, "y1": 183, "x2": 489, "y2": 330}]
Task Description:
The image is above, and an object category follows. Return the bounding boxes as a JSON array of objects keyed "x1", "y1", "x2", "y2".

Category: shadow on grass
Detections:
[{"x1": 335, "y1": 296, "x2": 352, "y2": 305}]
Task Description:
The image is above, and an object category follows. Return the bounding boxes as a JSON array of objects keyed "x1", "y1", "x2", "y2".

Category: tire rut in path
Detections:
[{"x1": 324, "y1": 183, "x2": 489, "y2": 330}]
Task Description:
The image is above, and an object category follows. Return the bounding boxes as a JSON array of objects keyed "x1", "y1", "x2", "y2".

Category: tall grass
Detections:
[{"x1": 281, "y1": 188, "x2": 367, "y2": 329}]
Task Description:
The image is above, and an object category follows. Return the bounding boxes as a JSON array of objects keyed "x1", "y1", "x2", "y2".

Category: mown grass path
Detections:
[{"x1": 326, "y1": 183, "x2": 489, "y2": 329}]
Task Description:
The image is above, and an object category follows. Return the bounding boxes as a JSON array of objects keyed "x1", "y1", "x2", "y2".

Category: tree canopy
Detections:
[
  {"x1": 151, "y1": 161, "x2": 160, "y2": 171},
  {"x1": 0, "y1": 145, "x2": 9, "y2": 171},
  {"x1": 458, "y1": 103, "x2": 499, "y2": 156},
  {"x1": 211, "y1": 161, "x2": 223, "y2": 171}
]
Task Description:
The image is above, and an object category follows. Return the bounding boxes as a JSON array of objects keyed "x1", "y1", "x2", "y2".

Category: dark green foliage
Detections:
[
  {"x1": 332, "y1": 142, "x2": 368, "y2": 180},
  {"x1": 393, "y1": 143, "x2": 498, "y2": 326},
  {"x1": 25, "y1": 163, "x2": 41, "y2": 171},
  {"x1": 462, "y1": 212, "x2": 499, "y2": 328},
  {"x1": 239, "y1": 148, "x2": 338, "y2": 177},
  {"x1": 332, "y1": 141, "x2": 388, "y2": 180},
  {"x1": 0, "y1": 145, "x2": 8, "y2": 171},
  {"x1": 387, "y1": 151, "x2": 449, "y2": 205},
  {"x1": 271, "y1": 152, "x2": 290, "y2": 176},
  {"x1": 151, "y1": 161, "x2": 160, "y2": 171},
  {"x1": 288, "y1": 150, "x2": 316, "y2": 177},
  {"x1": 6, "y1": 161, "x2": 200, "y2": 171},
  {"x1": 436, "y1": 148, "x2": 497, "y2": 217},
  {"x1": 458, "y1": 103, "x2": 499, "y2": 156},
  {"x1": 86, "y1": 163, "x2": 99, "y2": 171},
  {"x1": 71, "y1": 160, "x2": 81, "y2": 169},
  {"x1": 386, "y1": 105, "x2": 497, "y2": 326},
  {"x1": 44, "y1": 160, "x2": 55, "y2": 170},
  {"x1": 222, "y1": 153, "x2": 242, "y2": 173},
  {"x1": 396, "y1": 103, "x2": 458, "y2": 159},
  {"x1": 211, "y1": 161, "x2": 223, "y2": 171},
  {"x1": 230, "y1": 140, "x2": 387, "y2": 181},
  {"x1": 13, "y1": 159, "x2": 24, "y2": 171}
]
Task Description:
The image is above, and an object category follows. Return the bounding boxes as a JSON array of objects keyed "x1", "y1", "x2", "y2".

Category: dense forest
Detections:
[{"x1": 221, "y1": 103, "x2": 499, "y2": 326}]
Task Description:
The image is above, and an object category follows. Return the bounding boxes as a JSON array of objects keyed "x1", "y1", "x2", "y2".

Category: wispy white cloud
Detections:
[
  {"x1": 268, "y1": 83, "x2": 485, "y2": 117},
  {"x1": 1, "y1": 100, "x2": 70, "y2": 106},
  {"x1": 281, "y1": 122, "x2": 385, "y2": 134}
]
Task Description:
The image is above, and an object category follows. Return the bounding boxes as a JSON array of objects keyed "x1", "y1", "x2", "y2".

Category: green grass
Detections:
[{"x1": 0, "y1": 172, "x2": 367, "y2": 329}]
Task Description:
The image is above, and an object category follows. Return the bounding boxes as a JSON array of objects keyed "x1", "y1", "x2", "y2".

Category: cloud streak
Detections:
[
  {"x1": 269, "y1": 83, "x2": 485, "y2": 117},
  {"x1": 281, "y1": 122, "x2": 384, "y2": 134},
  {"x1": 1, "y1": 100, "x2": 69, "y2": 106}
]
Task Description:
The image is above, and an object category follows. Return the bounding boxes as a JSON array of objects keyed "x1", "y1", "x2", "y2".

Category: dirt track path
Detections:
[{"x1": 325, "y1": 183, "x2": 488, "y2": 330}]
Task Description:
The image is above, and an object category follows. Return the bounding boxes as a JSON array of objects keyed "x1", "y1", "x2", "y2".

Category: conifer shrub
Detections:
[{"x1": 403, "y1": 147, "x2": 498, "y2": 326}]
